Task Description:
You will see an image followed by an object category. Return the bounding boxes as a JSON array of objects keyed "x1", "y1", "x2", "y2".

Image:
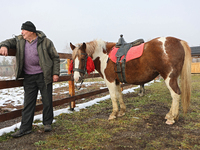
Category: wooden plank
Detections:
[
  {"x1": 8, "y1": 49, "x2": 16, "y2": 56},
  {"x1": 191, "y1": 62, "x2": 200, "y2": 73},
  {"x1": 0, "y1": 76, "x2": 73, "y2": 89},
  {"x1": 52, "y1": 73, "x2": 100, "y2": 82},
  {"x1": 0, "y1": 88, "x2": 109, "y2": 122},
  {"x1": 59, "y1": 53, "x2": 72, "y2": 59},
  {"x1": 57, "y1": 75, "x2": 72, "y2": 82},
  {"x1": 0, "y1": 79, "x2": 23, "y2": 89},
  {"x1": 84, "y1": 73, "x2": 101, "y2": 79},
  {"x1": 51, "y1": 88, "x2": 109, "y2": 108},
  {"x1": 2, "y1": 48, "x2": 72, "y2": 59},
  {"x1": 0, "y1": 73, "x2": 100, "y2": 89},
  {"x1": 0, "y1": 109, "x2": 22, "y2": 122}
]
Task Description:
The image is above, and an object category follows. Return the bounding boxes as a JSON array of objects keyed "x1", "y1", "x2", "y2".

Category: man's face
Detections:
[{"x1": 21, "y1": 30, "x2": 33, "y2": 40}]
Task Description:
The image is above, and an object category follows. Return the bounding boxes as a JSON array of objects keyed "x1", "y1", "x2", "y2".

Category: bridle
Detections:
[
  {"x1": 73, "y1": 53, "x2": 88, "y2": 75},
  {"x1": 72, "y1": 52, "x2": 88, "y2": 90}
]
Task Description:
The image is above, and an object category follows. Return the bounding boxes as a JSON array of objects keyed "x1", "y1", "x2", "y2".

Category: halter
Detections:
[{"x1": 73, "y1": 52, "x2": 88, "y2": 90}]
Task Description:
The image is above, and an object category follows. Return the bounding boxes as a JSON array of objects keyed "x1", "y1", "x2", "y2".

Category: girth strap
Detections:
[
  {"x1": 115, "y1": 57, "x2": 127, "y2": 83},
  {"x1": 121, "y1": 59, "x2": 126, "y2": 83}
]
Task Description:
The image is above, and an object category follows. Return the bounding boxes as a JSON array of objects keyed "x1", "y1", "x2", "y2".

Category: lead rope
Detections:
[{"x1": 75, "y1": 79, "x2": 84, "y2": 90}]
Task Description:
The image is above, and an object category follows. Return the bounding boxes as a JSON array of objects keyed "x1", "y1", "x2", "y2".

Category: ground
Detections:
[{"x1": 0, "y1": 76, "x2": 200, "y2": 150}]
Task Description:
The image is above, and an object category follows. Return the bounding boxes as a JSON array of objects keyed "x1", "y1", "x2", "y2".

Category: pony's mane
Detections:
[
  {"x1": 85, "y1": 39, "x2": 106, "y2": 56},
  {"x1": 72, "y1": 39, "x2": 115, "y2": 59},
  {"x1": 72, "y1": 40, "x2": 101, "y2": 59}
]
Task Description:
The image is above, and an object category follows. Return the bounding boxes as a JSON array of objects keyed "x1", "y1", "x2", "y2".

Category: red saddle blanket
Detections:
[{"x1": 109, "y1": 43, "x2": 145, "y2": 63}]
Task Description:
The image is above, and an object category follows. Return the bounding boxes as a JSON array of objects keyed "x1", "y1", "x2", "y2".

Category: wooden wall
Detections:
[{"x1": 191, "y1": 62, "x2": 200, "y2": 73}]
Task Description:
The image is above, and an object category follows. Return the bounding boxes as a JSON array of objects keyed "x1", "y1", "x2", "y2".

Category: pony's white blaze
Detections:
[
  {"x1": 158, "y1": 37, "x2": 167, "y2": 55},
  {"x1": 74, "y1": 57, "x2": 80, "y2": 82}
]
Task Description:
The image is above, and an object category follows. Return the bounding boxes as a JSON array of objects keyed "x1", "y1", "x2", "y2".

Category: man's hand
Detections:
[
  {"x1": 53, "y1": 75, "x2": 59, "y2": 82},
  {"x1": 0, "y1": 46, "x2": 8, "y2": 56}
]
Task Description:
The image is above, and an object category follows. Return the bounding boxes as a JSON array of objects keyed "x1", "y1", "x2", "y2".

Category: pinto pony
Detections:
[{"x1": 70, "y1": 37, "x2": 191, "y2": 125}]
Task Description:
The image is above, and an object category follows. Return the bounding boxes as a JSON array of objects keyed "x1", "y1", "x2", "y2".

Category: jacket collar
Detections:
[
  {"x1": 36, "y1": 30, "x2": 46, "y2": 44},
  {"x1": 15, "y1": 30, "x2": 46, "y2": 42}
]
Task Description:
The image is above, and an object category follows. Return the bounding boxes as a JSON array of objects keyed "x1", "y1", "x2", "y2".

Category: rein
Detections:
[
  {"x1": 73, "y1": 53, "x2": 88, "y2": 90},
  {"x1": 75, "y1": 80, "x2": 84, "y2": 90}
]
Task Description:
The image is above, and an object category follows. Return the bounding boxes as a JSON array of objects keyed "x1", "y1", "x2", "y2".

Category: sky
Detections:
[
  {"x1": 0, "y1": 0, "x2": 199, "y2": 53},
  {"x1": 0, "y1": 79, "x2": 156, "y2": 136}
]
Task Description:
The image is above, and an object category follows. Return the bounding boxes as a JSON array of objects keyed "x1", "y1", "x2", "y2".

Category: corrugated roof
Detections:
[{"x1": 191, "y1": 46, "x2": 200, "y2": 56}]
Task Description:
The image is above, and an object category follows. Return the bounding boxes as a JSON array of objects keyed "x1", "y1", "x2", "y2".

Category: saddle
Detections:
[{"x1": 115, "y1": 35, "x2": 144, "y2": 83}]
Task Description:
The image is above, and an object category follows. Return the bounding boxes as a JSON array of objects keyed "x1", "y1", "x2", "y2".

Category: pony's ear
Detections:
[
  {"x1": 70, "y1": 42, "x2": 76, "y2": 50},
  {"x1": 80, "y1": 42, "x2": 86, "y2": 52}
]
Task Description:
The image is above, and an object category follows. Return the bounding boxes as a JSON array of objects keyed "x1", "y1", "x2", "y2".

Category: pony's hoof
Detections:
[
  {"x1": 138, "y1": 93, "x2": 144, "y2": 97},
  {"x1": 117, "y1": 112, "x2": 125, "y2": 117},
  {"x1": 108, "y1": 115, "x2": 116, "y2": 120},
  {"x1": 165, "y1": 113, "x2": 171, "y2": 120},
  {"x1": 165, "y1": 119, "x2": 175, "y2": 125}
]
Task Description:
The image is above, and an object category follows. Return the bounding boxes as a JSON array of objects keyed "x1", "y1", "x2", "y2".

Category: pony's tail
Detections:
[{"x1": 180, "y1": 40, "x2": 191, "y2": 113}]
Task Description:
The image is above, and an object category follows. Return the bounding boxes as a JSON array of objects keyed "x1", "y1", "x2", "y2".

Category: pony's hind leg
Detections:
[
  {"x1": 164, "y1": 76, "x2": 180, "y2": 125},
  {"x1": 138, "y1": 84, "x2": 145, "y2": 96},
  {"x1": 116, "y1": 84, "x2": 126, "y2": 117}
]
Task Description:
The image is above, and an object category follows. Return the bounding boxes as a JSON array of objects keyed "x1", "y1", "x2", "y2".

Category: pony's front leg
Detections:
[
  {"x1": 105, "y1": 81, "x2": 119, "y2": 120},
  {"x1": 165, "y1": 78, "x2": 180, "y2": 125},
  {"x1": 116, "y1": 84, "x2": 126, "y2": 117}
]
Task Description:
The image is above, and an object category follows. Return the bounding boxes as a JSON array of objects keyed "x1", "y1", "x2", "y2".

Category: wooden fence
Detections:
[{"x1": 0, "y1": 49, "x2": 115, "y2": 122}]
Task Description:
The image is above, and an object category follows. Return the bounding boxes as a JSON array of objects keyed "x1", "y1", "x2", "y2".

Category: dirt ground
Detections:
[{"x1": 0, "y1": 80, "x2": 199, "y2": 150}]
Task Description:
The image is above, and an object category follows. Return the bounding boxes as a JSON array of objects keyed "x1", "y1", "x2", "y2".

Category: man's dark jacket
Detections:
[{"x1": 0, "y1": 31, "x2": 60, "y2": 85}]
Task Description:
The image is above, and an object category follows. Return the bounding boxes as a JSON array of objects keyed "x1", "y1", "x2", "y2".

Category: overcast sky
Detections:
[{"x1": 0, "y1": 0, "x2": 199, "y2": 53}]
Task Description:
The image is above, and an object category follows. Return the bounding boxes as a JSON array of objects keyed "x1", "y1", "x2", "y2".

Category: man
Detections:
[{"x1": 0, "y1": 21, "x2": 60, "y2": 138}]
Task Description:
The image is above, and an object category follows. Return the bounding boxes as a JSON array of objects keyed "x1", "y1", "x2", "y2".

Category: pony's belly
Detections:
[{"x1": 125, "y1": 72, "x2": 159, "y2": 84}]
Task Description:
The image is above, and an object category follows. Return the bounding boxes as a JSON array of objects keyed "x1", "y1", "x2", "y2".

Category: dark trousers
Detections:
[{"x1": 20, "y1": 73, "x2": 53, "y2": 131}]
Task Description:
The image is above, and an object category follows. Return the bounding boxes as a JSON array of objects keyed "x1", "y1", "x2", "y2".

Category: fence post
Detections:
[
  {"x1": 120, "y1": 82, "x2": 123, "y2": 91},
  {"x1": 67, "y1": 59, "x2": 75, "y2": 110}
]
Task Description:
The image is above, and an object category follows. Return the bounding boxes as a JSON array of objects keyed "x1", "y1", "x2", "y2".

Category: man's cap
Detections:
[{"x1": 21, "y1": 21, "x2": 36, "y2": 32}]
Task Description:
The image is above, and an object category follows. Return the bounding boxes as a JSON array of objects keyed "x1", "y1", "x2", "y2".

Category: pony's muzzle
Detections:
[
  {"x1": 75, "y1": 76, "x2": 83, "y2": 83},
  {"x1": 74, "y1": 72, "x2": 84, "y2": 83}
]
